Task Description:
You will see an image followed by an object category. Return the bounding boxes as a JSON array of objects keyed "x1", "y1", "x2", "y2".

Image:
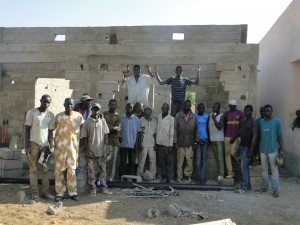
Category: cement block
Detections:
[
  {"x1": 216, "y1": 63, "x2": 236, "y2": 72},
  {"x1": 0, "y1": 168, "x2": 23, "y2": 177},
  {"x1": 9, "y1": 135, "x2": 20, "y2": 150},
  {"x1": 0, "y1": 147, "x2": 21, "y2": 160},
  {"x1": 102, "y1": 71, "x2": 123, "y2": 82},
  {"x1": 0, "y1": 158, "x2": 23, "y2": 169},
  {"x1": 97, "y1": 81, "x2": 119, "y2": 92}
]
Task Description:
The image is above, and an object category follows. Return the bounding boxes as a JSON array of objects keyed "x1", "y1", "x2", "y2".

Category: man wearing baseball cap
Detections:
[
  {"x1": 223, "y1": 99, "x2": 244, "y2": 179},
  {"x1": 81, "y1": 103, "x2": 112, "y2": 195},
  {"x1": 74, "y1": 93, "x2": 94, "y2": 120}
]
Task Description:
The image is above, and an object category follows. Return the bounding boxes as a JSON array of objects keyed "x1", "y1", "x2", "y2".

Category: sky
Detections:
[{"x1": 0, "y1": 0, "x2": 294, "y2": 43}]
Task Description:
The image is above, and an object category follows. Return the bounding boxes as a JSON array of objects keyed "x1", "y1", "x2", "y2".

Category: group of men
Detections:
[{"x1": 24, "y1": 64, "x2": 284, "y2": 202}]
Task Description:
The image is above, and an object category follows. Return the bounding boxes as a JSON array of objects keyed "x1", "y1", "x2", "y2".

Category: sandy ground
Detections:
[{"x1": 0, "y1": 170, "x2": 299, "y2": 225}]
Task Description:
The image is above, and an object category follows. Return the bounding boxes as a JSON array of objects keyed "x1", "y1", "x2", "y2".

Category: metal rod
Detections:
[{"x1": 0, "y1": 178, "x2": 235, "y2": 191}]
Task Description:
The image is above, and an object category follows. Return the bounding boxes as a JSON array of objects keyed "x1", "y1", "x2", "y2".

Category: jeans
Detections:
[
  {"x1": 260, "y1": 151, "x2": 279, "y2": 191},
  {"x1": 195, "y1": 140, "x2": 208, "y2": 182},
  {"x1": 240, "y1": 146, "x2": 251, "y2": 190}
]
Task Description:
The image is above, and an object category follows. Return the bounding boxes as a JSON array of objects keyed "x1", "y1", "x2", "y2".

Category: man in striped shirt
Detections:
[
  {"x1": 223, "y1": 99, "x2": 244, "y2": 178},
  {"x1": 154, "y1": 65, "x2": 201, "y2": 117}
]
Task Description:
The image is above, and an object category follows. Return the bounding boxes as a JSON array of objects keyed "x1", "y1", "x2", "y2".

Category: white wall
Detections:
[{"x1": 258, "y1": 0, "x2": 300, "y2": 175}]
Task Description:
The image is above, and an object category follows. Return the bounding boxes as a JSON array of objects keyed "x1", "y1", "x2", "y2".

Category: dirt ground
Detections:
[{"x1": 0, "y1": 170, "x2": 299, "y2": 225}]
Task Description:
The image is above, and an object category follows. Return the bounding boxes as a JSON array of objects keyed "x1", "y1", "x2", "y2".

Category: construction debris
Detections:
[
  {"x1": 47, "y1": 202, "x2": 63, "y2": 215},
  {"x1": 126, "y1": 183, "x2": 178, "y2": 198},
  {"x1": 168, "y1": 203, "x2": 207, "y2": 220}
]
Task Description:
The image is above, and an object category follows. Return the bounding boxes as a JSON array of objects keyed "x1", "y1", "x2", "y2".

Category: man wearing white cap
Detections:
[{"x1": 223, "y1": 99, "x2": 244, "y2": 178}]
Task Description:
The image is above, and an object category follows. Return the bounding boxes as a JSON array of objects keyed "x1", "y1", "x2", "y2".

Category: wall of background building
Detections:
[{"x1": 258, "y1": 0, "x2": 300, "y2": 175}]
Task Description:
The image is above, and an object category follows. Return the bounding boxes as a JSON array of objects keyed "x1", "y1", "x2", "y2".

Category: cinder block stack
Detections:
[{"x1": 0, "y1": 147, "x2": 23, "y2": 177}]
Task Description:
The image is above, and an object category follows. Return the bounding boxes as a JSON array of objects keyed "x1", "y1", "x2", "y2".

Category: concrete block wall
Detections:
[
  {"x1": 1, "y1": 25, "x2": 247, "y2": 45},
  {"x1": 35, "y1": 78, "x2": 73, "y2": 115}
]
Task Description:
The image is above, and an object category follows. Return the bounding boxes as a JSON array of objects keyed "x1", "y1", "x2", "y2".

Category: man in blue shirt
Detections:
[
  {"x1": 154, "y1": 65, "x2": 201, "y2": 117},
  {"x1": 195, "y1": 103, "x2": 209, "y2": 184},
  {"x1": 119, "y1": 103, "x2": 140, "y2": 178},
  {"x1": 257, "y1": 104, "x2": 283, "y2": 197}
]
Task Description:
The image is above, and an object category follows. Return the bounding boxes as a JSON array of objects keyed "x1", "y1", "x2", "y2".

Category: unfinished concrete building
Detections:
[{"x1": 0, "y1": 25, "x2": 258, "y2": 179}]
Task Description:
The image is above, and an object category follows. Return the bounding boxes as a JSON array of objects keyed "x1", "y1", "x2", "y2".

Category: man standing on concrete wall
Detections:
[
  {"x1": 174, "y1": 100, "x2": 199, "y2": 183},
  {"x1": 122, "y1": 65, "x2": 155, "y2": 107},
  {"x1": 223, "y1": 99, "x2": 244, "y2": 179},
  {"x1": 256, "y1": 105, "x2": 283, "y2": 198},
  {"x1": 154, "y1": 65, "x2": 201, "y2": 117},
  {"x1": 103, "y1": 99, "x2": 121, "y2": 182},
  {"x1": 54, "y1": 98, "x2": 83, "y2": 202},
  {"x1": 25, "y1": 94, "x2": 55, "y2": 200}
]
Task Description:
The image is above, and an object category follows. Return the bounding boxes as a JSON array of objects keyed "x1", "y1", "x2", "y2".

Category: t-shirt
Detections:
[
  {"x1": 240, "y1": 117, "x2": 255, "y2": 147},
  {"x1": 196, "y1": 113, "x2": 209, "y2": 139},
  {"x1": 224, "y1": 109, "x2": 244, "y2": 137},
  {"x1": 81, "y1": 116, "x2": 110, "y2": 157},
  {"x1": 140, "y1": 117, "x2": 157, "y2": 148},
  {"x1": 165, "y1": 76, "x2": 192, "y2": 102},
  {"x1": 24, "y1": 108, "x2": 55, "y2": 146},
  {"x1": 259, "y1": 117, "x2": 283, "y2": 153},
  {"x1": 208, "y1": 113, "x2": 224, "y2": 142}
]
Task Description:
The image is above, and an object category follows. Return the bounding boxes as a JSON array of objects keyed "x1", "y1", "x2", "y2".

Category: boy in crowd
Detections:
[
  {"x1": 230, "y1": 105, "x2": 257, "y2": 193},
  {"x1": 208, "y1": 102, "x2": 225, "y2": 183},
  {"x1": 81, "y1": 103, "x2": 112, "y2": 195},
  {"x1": 103, "y1": 99, "x2": 121, "y2": 182},
  {"x1": 195, "y1": 103, "x2": 209, "y2": 184}
]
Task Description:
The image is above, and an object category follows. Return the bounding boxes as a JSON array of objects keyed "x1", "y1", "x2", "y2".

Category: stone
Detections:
[
  {"x1": 147, "y1": 206, "x2": 160, "y2": 218},
  {"x1": 17, "y1": 191, "x2": 26, "y2": 203},
  {"x1": 47, "y1": 202, "x2": 63, "y2": 215},
  {"x1": 193, "y1": 218, "x2": 236, "y2": 225},
  {"x1": 0, "y1": 159, "x2": 23, "y2": 169},
  {"x1": 9, "y1": 136, "x2": 21, "y2": 150}
]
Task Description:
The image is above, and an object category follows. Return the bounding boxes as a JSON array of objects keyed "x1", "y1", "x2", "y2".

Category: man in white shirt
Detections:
[
  {"x1": 122, "y1": 65, "x2": 155, "y2": 107},
  {"x1": 24, "y1": 94, "x2": 55, "y2": 201}
]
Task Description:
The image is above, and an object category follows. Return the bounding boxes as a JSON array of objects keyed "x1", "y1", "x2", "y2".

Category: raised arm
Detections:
[
  {"x1": 145, "y1": 65, "x2": 155, "y2": 78},
  {"x1": 122, "y1": 65, "x2": 131, "y2": 86},
  {"x1": 154, "y1": 65, "x2": 168, "y2": 85},
  {"x1": 191, "y1": 64, "x2": 201, "y2": 85}
]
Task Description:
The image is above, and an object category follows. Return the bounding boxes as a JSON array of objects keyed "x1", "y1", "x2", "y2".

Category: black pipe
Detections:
[{"x1": 0, "y1": 178, "x2": 235, "y2": 191}]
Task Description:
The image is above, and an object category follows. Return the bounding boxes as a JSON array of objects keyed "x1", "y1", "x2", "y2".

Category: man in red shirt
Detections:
[{"x1": 223, "y1": 99, "x2": 244, "y2": 178}]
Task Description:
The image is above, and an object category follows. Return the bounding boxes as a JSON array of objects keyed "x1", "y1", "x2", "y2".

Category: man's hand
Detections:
[
  {"x1": 193, "y1": 142, "x2": 198, "y2": 151},
  {"x1": 229, "y1": 138, "x2": 235, "y2": 144},
  {"x1": 49, "y1": 147, "x2": 55, "y2": 154},
  {"x1": 145, "y1": 65, "x2": 151, "y2": 74},
  {"x1": 196, "y1": 64, "x2": 202, "y2": 71},
  {"x1": 154, "y1": 65, "x2": 158, "y2": 74},
  {"x1": 25, "y1": 146, "x2": 31, "y2": 156},
  {"x1": 173, "y1": 142, "x2": 177, "y2": 149},
  {"x1": 122, "y1": 65, "x2": 130, "y2": 78}
]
